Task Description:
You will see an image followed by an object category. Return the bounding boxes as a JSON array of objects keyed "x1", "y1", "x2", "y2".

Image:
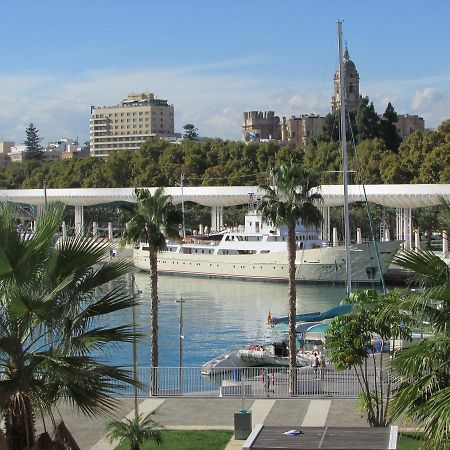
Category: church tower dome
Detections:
[{"x1": 331, "y1": 46, "x2": 360, "y2": 113}]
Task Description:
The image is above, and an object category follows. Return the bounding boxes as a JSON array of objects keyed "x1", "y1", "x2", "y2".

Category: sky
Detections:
[{"x1": 0, "y1": 0, "x2": 449, "y2": 145}]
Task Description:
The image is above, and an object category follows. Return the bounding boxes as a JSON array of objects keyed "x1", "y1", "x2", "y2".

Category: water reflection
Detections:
[{"x1": 102, "y1": 273, "x2": 347, "y2": 367}]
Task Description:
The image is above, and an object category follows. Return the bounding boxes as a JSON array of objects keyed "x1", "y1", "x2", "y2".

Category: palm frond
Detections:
[
  {"x1": 394, "y1": 249, "x2": 449, "y2": 287},
  {"x1": 68, "y1": 325, "x2": 140, "y2": 354}
]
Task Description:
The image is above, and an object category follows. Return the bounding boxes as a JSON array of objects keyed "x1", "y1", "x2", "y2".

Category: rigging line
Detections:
[
  {"x1": 346, "y1": 110, "x2": 387, "y2": 293},
  {"x1": 183, "y1": 171, "x2": 267, "y2": 184},
  {"x1": 0, "y1": 196, "x2": 37, "y2": 219},
  {"x1": 314, "y1": 28, "x2": 337, "y2": 115}
]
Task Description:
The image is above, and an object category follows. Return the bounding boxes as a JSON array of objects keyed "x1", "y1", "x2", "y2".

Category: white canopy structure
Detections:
[
  {"x1": 0, "y1": 184, "x2": 449, "y2": 208},
  {"x1": 1, "y1": 184, "x2": 449, "y2": 253}
]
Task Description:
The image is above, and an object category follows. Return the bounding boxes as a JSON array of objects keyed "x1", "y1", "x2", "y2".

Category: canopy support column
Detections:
[
  {"x1": 75, "y1": 205, "x2": 84, "y2": 236},
  {"x1": 404, "y1": 208, "x2": 412, "y2": 250},
  {"x1": 62, "y1": 221, "x2": 67, "y2": 240},
  {"x1": 414, "y1": 229, "x2": 421, "y2": 252},
  {"x1": 396, "y1": 207, "x2": 412, "y2": 250},
  {"x1": 332, "y1": 227, "x2": 339, "y2": 247},
  {"x1": 443, "y1": 230, "x2": 449, "y2": 256},
  {"x1": 211, "y1": 206, "x2": 223, "y2": 233},
  {"x1": 356, "y1": 228, "x2": 362, "y2": 244},
  {"x1": 319, "y1": 206, "x2": 330, "y2": 242}
]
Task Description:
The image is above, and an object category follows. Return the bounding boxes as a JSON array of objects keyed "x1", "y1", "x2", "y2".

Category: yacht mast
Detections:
[{"x1": 337, "y1": 20, "x2": 352, "y2": 295}]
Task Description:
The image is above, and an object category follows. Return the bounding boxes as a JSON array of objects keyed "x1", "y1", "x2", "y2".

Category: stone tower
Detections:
[
  {"x1": 331, "y1": 46, "x2": 360, "y2": 113},
  {"x1": 242, "y1": 111, "x2": 281, "y2": 140}
]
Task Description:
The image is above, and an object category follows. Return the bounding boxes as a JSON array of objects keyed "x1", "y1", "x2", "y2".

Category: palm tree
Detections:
[
  {"x1": 259, "y1": 162, "x2": 322, "y2": 392},
  {"x1": 0, "y1": 202, "x2": 139, "y2": 450},
  {"x1": 122, "y1": 188, "x2": 181, "y2": 390},
  {"x1": 387, "y1": 197, "x2": 450, "y2": 448},
  {"x1": 106, "y1": 413, "x2": 162, "y2": 450}
]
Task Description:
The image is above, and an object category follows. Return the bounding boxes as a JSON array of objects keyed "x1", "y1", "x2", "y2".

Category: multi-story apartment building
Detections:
[
  {"x1": 89, "y1": 92, "x2": 175, "y2": 158},
  {"x1": 0, "y1": 141, "x2": 14, "y2": 164},
  {"x1": 8, "y1": 145, "x2": 27, "y2": 162}
]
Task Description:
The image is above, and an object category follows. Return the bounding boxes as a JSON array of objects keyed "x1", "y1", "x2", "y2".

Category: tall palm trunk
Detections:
[
  {"x1": 5, "y1": 394, "x2": 35, "y2": 450},
  {"x1": 149, "y1": 248, "x2": 159, "y2": 395},
  {"x1": 287, "y1": 220, "x2": 297, "y2": 395},
  {"x1": 149, "y1": 249, "x2": 159, "y2": 369}
]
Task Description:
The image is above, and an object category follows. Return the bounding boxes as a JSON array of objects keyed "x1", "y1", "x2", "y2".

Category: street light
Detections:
[
  {"x1": 175, "y1": 174, "x2": 186, "y2": 239},
  {"x1": 43, "y1": 178, "x2": 48, "y2": 209},
  {"x1": 175, "y1": 298, "x2": 186, "y2": 393}
]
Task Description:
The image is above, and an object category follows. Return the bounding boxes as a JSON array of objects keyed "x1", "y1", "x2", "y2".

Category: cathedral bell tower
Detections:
[{"x1": 331, "y1": 46, "x2": 360, "y2": 113}]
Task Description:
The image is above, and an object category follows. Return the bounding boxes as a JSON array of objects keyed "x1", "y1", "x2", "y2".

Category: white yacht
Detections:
[{"x1": 132, "y1": 205, "x2": 400, "y2": 284}]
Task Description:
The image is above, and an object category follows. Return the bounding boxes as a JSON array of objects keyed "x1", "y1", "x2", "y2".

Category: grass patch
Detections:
[
  {"x1": 397, "y1": 433, "x2": 423, "y2": 450},
  {"x1": 115, "y1": 429, "x2": 233, "y2": 450}
]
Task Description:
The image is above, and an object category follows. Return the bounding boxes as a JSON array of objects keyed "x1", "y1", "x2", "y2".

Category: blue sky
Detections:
[{"x1": 1, "y1": 1, "x2": 449, "y2": 144}]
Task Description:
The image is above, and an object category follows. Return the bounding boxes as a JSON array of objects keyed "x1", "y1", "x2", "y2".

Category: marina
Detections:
[{"x1": 101, "y1": 272, "x2": 347, "y2": 369}]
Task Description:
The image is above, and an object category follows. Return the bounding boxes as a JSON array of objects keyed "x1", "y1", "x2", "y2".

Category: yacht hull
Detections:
[{"x1": 133, "y1": 241, "x2": 400, "y2": 284}]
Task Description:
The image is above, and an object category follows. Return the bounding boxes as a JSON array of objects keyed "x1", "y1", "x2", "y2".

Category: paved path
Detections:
[
  {"x1": 39, "y1": 397, "x2": 378, "y2": 449},
  {"x1": 91, "y1": 399, "x2": 165, "y2": 450},
  {"x1": 301, "y1": 400, "x2": 332, "y2": 427}
]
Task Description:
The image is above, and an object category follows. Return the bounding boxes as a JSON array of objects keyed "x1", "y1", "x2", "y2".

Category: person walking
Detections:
[
  {"x1": 312, "y1": 352, "x2": 319, "y2": 378},
  {"x1": 319, "y1": 353, "x2": 326, "y2": 379}
]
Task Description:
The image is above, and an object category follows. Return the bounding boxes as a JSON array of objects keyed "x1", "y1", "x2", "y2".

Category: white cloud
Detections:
[
  {"x1": 410, "y1": 87, "x2": 450, "y2": 128},
  {"x1": 0, "y1": 62, "x2": 449, "y2": 144},
  {"x1": 411, "y1": 87, "x2": 443, "y2": 110}
]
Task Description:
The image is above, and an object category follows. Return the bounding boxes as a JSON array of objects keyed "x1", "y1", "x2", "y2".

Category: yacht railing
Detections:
[{"x1": 109, "y1": 366, "x2": 396, "y2": 399}]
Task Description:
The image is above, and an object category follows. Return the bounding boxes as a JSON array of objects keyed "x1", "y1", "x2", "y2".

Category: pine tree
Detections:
[
  {"x1": 182, "y1": 124, "x2": 198, "y2": 140},
  {"x1": 355, "y1": 96, "x2": 380, "y2": 142},
  {"x1": 379, "y1": 103, "x2": 401, "y2": 152},
  {"x1": 23, "y1": 123, "x2": 44, "y2": 160}
]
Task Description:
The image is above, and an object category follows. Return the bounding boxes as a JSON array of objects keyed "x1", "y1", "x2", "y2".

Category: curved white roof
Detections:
[{"x1": 0, "y1": 184, "x2": 449, "y2": 209}]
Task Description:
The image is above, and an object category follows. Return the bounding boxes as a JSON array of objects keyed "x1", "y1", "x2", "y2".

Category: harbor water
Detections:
[{"x1": 100, "y1": 272, "x2": 347, "y2": 368}]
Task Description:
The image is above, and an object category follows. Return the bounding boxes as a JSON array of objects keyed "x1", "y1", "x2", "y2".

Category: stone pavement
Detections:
[{"x1": 41, "y1": 397, "x2": 374, "y2": 449}]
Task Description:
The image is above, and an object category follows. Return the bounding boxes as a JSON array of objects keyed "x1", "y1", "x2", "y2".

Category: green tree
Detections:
[
  {"x1": 104, "y1": 150, "x2": 133, "y2": 187},
  {"x1": 326, "y1": 290, "x2": 414, "y2": 427},
  {"x1": 320, "y1": 112, "x2": 340, "y2": 141},
  {"x1": 122, "y1": 188, "x2": 181, "y2": 393},
  {"x1": 304, "y1": 140, "x2": 341, "y2": 184},
  {"x1": 258, "y1": 162, "x2": 322, "y2": 393},
  {"x1": 386, "y1": 198, "x2": 450, "y2": 448},
  {"x1": 419, "y1": 141, "x2": 450, "y2": 183},
  {"x1": 379, "y1": 103, "x2": 401, "y2": 152},
  {"x1": 23, "y1": 123, "x2": 44, "y2": 161},
  {"x1": 352, "y1": 138, "x2": 390, "y2": 184},
  {"x1": 131, "y1": 140, "x2": 168, "y2": 186},
  {"x1": 355, "y1": 96, "x2": 380, "y2": 142},
  {"x1": 320, "y1": 111, "x2": 357, "y2": 142},
  {"x1": 0, "y1": 203, "x2": 138, "y2": 450},
  {"x1": 182, "y1": 124, "x2": 198, "y2": 140},
  {"x1": 379, "y1": 153, "x2": 407, "y2": 183},
  {"x1": 413, "y1": 207, "x2": 440, "y2": 249},
  {"x1": 106, "y1": 413, "x2": 162, "y2": 450}
]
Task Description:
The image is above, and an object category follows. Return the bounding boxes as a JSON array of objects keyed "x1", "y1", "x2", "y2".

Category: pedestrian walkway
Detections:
[
  {"x1": 301, "y1": 400, "x2": 332, "y2": 427},
  {"x1": 91, "y1": 399, "x2": 166, "y2": 450},
  {"x1": 42, "y1": 397, "x2": 372, "y2": 449}
]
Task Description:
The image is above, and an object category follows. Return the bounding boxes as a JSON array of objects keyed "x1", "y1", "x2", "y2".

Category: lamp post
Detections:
[
  {"x1": 175, "y1": 174, "x2": 186, "y2": 239},
  {"x1": 175, "y1": 298, "x2": 186, "y2": 393},
  {"x1": 43, "y1": 178, "x2": 48, "y2": 209}
]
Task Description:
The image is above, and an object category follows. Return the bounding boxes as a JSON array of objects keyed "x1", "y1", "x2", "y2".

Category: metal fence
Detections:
[{"x1": 111, "y1": 366, "x2": 395, "y2": 399}]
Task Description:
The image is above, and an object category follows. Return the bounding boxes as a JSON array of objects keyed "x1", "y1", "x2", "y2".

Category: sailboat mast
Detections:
[{"x1": 337, "y1": 20, "x2": 352, "y2": 295}]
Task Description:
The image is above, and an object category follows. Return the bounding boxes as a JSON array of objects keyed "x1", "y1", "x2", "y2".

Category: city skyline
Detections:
[{"x1": 0, "y1": 0, "x2": 449, "y2": 145}]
